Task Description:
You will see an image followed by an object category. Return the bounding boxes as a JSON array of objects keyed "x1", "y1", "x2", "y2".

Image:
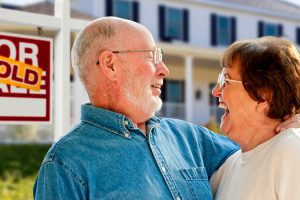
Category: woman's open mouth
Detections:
[{"x1": 219, "y1": 103, "x2": 229, "y2": 116}]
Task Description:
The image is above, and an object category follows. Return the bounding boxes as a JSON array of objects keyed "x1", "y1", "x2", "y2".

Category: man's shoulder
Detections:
[
  {"x1": 159, "y1": 117, "x2": 204, "y2": 128},
  {"x1": 158, "y1": 117, "x2": 238, "y2": 145},
  {"x1": 42, "y1": 123, "x2": 94, "y2": 163}
]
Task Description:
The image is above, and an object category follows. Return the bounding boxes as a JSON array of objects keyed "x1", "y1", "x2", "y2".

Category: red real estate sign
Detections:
[{"x1": 0, "y1": 32, "x2": 52, "y2": 123}]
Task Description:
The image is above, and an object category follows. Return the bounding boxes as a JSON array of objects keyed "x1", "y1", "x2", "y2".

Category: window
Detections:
[
  {"x1": 209, "y1": 83, "x2": 218, "y2": 106},
  {"x1": 114, "y1": 0, "x2": 131, "y2": 19},
  {"x1": 161, "y1": 80, "x2": 185, "y2": 103},
  {"x1": 106, "y1": 0, "x2": 139, "y2": 22},
  {"x1": 264, "y1": 23, "x2": 278, "y2": 35},
  {"x1": 159, "y1": 5, "x2": 189, "y2": 42},
  {"x1": 258, "y1": 21, "x2": 282, "y2": 37},
  {"x1": 209, "y1": 83, "x2": 222, "y2": 123},
  {"x1": 211, "y1": 14, "x2": 236, "y2": 46},
  {"x1": 217, "y1": 16, "x2": 231, "y2": 46},
  {"x1": 166, "y1": 8, "x2": 182, "y2": 39},
  {"x1": 159, "y1": 80, "x2": 185, "y2": 119}
]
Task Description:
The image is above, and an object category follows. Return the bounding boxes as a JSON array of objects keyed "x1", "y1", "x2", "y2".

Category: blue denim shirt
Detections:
[{"x1": 34, "y1": 104, "x2": 239, "y2": 200}]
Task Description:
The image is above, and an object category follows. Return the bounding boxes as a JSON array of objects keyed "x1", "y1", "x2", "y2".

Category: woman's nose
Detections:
[{"x1": 212, "y1": 84, "x2": 221, "y2": 97}]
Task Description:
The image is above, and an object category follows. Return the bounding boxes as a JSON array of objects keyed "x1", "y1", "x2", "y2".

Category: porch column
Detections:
[
  {"x1": 54, "y1": 0, "x2": 71, "y2": 141},
  {"x1": 184, "y1": 56, "x2": 193, "y2": 122}
]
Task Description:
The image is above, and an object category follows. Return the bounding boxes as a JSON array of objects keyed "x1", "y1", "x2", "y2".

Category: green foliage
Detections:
[
  {"x1": 0, "y1": 172, "x2": 36, "y2": 200},
  {"x1": 0, "y1": 144, "x2": 50, "y2": 177},
  {"x1": 205, "y1": 117, "x2": 221, "y2": 134},
  {"x1": 0, "y1": 144, "x2": 51, "y2": 200}
]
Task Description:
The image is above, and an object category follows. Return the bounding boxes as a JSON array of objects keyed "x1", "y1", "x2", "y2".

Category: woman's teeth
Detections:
[{"x1": 219, "y1": 104, "x2": 230, "y2": 114}]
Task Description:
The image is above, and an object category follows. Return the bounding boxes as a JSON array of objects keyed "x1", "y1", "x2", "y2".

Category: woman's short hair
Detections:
[{"x1": 221, "y1": 36, "x2": 300, "y2": 120}]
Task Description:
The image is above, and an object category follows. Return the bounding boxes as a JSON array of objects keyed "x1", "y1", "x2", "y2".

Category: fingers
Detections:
[{"x1": 276, "y1": 122, "x2": 297, "y2": 132}]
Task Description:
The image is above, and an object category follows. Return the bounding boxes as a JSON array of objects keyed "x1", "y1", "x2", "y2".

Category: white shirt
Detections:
[{"x1": 210, "y1": 128, "x2": 300, "y2": 200}]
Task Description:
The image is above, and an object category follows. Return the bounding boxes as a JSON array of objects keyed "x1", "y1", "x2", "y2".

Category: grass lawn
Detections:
[{"x1": 0, "y1": 144, "x2": 51, "y2": 200}]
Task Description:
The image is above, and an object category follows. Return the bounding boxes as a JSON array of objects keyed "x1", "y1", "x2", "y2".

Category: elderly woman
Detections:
[{"x1": 210, "y1": 36, "x2": 300, "y2": 199}]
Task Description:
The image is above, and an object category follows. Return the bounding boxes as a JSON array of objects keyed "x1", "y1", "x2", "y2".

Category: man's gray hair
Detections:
[{"x1": 71, "y1": 17, "x2": 120, "y2": 88}]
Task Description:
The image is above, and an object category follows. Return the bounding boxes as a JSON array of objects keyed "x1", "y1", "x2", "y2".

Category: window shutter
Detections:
[
  {"x1": 181, "y1": 80, "x2": 185, "y2": 103},
  {"x1": 210, "y1": 14, "x2": 217, "y2": 46},
  {"x1": 296, "y1": 27, "x2": 300, "y2": 45},
  {"x1": 183, "y1": 9, "x2": 189, "y2": 42},
  {"x1": 132, "y1": 1, "x2": 139, "y2": 22},
  {"x1": 278, "y1": 24, "x2": 283, "y2": 36},
  {"x1": 258, "y1": 21, "x2": 264, "y2": 37},
  {"x1": 159, "y1": 5, "x2": 170, "y2": 42},
  {"x1": 106, "y1": 0, "x2": 113, "y2": 16},
  {"x1": 230, "y1": 17, "x2": 236, "y2": 43}
]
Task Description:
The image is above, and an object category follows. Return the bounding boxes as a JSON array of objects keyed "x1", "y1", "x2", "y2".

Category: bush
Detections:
[{"x1": 0, "y1": 144, "x2": 51, "y2": 200}]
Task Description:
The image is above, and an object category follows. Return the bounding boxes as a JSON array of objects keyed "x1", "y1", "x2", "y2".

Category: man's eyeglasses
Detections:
[
  {"x1": 217, "y1": 69, "x2": 243, "y2": 88},
  {"x1": 96, "y1": 48, "x2": 163, "y2": 65}
]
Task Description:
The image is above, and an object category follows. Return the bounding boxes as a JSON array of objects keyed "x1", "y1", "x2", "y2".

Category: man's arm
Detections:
[
  {"x1": 34, "y1": 161, "x2": 87, "y2": 200},
  {"x1": 196, "y1": 126, "x2": 240, "y2": 179}
]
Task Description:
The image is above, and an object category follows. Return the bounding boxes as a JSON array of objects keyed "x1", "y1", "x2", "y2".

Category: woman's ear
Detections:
[
  {"x1": 257, "y1": 100, "x2": 269, "y2": 114},
  {"x1": 98, "y1": 50, "x2": 118, "y2": 80},
  {"x1": 256, "y1": 94, "x2": 270, "y2": 114},
  {"x1": 256, "y1": 90, "x2": 272, "y2": 114}
]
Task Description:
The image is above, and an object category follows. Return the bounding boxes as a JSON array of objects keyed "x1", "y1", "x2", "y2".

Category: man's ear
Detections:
[{"x1": 98, "y1": 50, "x2": 118, "y2": 80}]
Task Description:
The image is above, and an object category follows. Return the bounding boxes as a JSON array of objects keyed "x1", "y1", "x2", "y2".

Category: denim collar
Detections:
[{"x1": 80, "y1": 103, "x2": 160, "y2": 139}]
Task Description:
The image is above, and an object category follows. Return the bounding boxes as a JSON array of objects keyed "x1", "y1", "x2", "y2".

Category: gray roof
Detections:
[
  {"x1": 20, "y1": 1, "x2": 94, "y2": 20},
  {"x1": 3, "y1": 0, "x2": 300, "y2": 19},
  {"x1": 211, "y1": 0, "x2": 300, "y2": 15}
]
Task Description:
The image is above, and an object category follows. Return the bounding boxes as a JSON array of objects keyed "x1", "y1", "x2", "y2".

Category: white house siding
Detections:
[
  {"x1": 140, "y1": 0, "x2": 160, "y2": 40},
  {"x1": 189, "y1": 7, "x2": 211, "y2": 47},
  {"x1": 0, "y1": 0, "x2": 300, "y2": 142}
]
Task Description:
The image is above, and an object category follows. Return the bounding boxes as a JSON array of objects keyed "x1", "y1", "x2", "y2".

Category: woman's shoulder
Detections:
[
  {"x1": 275, "y1": 128, "x2": 300, "y2": 145},
  {"x1": 271, "y1": 128, "x2": 300, "y2": 157}
]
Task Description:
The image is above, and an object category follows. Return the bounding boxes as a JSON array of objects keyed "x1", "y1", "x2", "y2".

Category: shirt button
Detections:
[
  {"x1": 124, "y1": 133, "x2": 130, "y2": 138},
  {"x1": 123, "y1": 120, "x2": 129, "y2": 126},
  {"x1": 161, "y1": 167, "x2": 166, "y2": 172},
  {"x1": 176, "y1": 197, "x2": 181, "y2": 200}
]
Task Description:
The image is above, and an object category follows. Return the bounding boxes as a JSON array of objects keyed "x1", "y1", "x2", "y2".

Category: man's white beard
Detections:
[{"x1": 124, "y1": 79, "x2": 162, "y2": 117}]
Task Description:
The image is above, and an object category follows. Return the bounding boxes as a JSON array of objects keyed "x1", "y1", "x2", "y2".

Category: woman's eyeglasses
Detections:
[{"x1": 217, "y1": 68, "x2": 243, "y2": 88}]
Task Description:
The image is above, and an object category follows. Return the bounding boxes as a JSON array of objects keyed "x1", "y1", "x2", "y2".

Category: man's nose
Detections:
[{"x1": 157, "y1": 61, "x2": 169, "y2": 77}]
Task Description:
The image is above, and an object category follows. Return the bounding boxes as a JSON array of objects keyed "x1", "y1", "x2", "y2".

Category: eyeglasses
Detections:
[
  {"x1": 217, "y1": 68, "x2": 243, "y2": 88},
  {"x1": 96, "y1": 48, "x2": 163, "y2": 65}
]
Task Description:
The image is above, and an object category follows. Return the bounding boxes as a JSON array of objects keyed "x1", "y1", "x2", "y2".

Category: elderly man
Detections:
[{"x1": 33, "y1": 17, "x2": 296, "y2": 199}]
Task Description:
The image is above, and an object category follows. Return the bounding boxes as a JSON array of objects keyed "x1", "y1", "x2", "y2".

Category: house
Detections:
[
  {"x1": 71, "y1": 0, "x2": 300, "y2": 125},
  {"x1": 0, "y1": 0, "x2": 299, "y2": 142}
]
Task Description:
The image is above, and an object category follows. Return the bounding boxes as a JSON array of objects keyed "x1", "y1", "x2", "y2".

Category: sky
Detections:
[
  {"x1": 1, "y1": 0, "x2": 45, "y2": 6},
  {"x1": 1, "y1": 0, "x2": 300, "y2": 7},
  {"x1": 285, "y1": 0, "x2": 300, "y2": 6}
]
